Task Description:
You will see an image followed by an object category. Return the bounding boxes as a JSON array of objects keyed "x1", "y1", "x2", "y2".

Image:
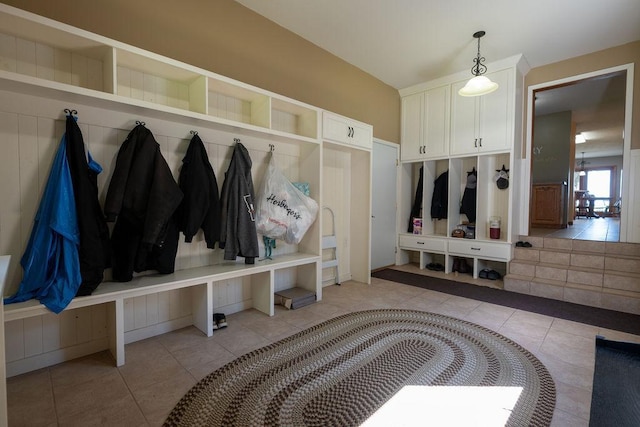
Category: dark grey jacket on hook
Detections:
[{"x1": 219, "y1": 142, "x2": 259, "y2": 264}]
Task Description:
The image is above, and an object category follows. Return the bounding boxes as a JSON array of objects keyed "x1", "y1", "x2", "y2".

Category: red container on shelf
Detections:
[{"x1": 489, "y1": 217, "x2": 501, "y2": 239}]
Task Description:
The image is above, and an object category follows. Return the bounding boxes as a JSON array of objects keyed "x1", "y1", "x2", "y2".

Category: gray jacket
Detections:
[{"x1": 219, "y1": 142, "x2": 259, "y2": 264}]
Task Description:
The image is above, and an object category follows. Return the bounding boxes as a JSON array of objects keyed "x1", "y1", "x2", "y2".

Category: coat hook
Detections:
[
  {"x1": 64, "y1": 108, "x2": 78, "y2": 117},
  {"x1": 190, "y1": 130, "x2": 198, "y2": 135},
  {"x1": 136, "y1": 120, "x2": 146, "y2": 127},
  {"x1": 269, "y1": 144, "x2": 275, "y2": 152},
  {"x1": 233, "y1": 138, "x2": 241, "y2": 144}
]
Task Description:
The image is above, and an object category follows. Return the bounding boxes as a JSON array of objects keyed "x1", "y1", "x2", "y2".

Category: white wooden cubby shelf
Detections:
[
  {"x1": 397, "y1": 54, "x2": 530, "y2": 282},
  {"x1": 4, "y1": 253, "x2": 319, "y2": 371},
  {"x1": 0, "y1": 5, "x2": 319, "y2": 143},
  {"x1": 0, "y1": 3, "x2": 373, "y2": 382}
]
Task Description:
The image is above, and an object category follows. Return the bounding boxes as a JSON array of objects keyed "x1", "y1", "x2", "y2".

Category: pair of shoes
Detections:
[
  {"x1": 516, "y1": 241, "x2": 532, "y2": 248},
  {"x1": 426, "y1": 263, "x2": 444, "y2": 271},
  {"x1": 452, "y1": 258, "x2": 470, "y2": 274},
  {"x1": 213, "y1": 313, "x2": 227, "y2": 330},
  {"x1": 479, "y1": 269, "x2": 502, "y2": 280}
]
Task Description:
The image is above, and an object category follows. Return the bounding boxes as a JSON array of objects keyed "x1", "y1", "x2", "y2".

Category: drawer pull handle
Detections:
[
  {"x1": 471, "y1": 247, "x2": 481, "y2": 251},
  {"x1": 417, "y1": 241, "x2": 425, "y2": 245}
]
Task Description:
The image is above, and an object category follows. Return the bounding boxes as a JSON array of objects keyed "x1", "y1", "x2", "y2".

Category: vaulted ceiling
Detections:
[
  {"x1": 236, "y1": 0, "x2": 638, "y2": 158},
  {"x1": 235, "y1": 0, "x2": 640, "y2": 90}
]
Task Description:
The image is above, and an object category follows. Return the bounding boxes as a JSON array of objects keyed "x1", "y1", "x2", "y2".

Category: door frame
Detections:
[{"x1": 521, "y1": 63, "x2": 634, "y2": 241}]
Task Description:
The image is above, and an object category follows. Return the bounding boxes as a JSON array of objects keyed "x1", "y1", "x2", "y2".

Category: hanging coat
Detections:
[
  {"x1": 408, "y1": 166, "x2": 424, "y2": 232},
  {"x1": 430, "y1": 171, "x2": 449, "y2": 220},
  {"x1": 460, "y1": 170, "x2": 477, "y2": 223},
  {"x1": 175, "y1": 133, "x2": 221, "y2": 248},
  {"x1": 4, "y1": 133, "x2": 82, "y2": 314},
  {"x1": 64, "y1": 115, "x2": 110, "y2": 296},
  {"x1": 219, "y1": 142, "x2": 259, "y2": 264},
  {"x1": 104, "y1": 124, "x2": 183, "y2": 282}
]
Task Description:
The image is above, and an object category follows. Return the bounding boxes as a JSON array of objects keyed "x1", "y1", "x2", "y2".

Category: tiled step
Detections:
[{"x1": 506, "y1": 236, "x2": 640, "y2": 315}]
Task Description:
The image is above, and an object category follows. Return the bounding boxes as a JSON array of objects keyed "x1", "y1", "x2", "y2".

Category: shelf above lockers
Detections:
[
  {"x1": 208, "y1": 77, "x2": 270, "y2": 127},
  {"x1": 116, "y1": 49, "x2": 206, "y2": 114},
  {"x1": 0, "y1": 3, "x2": 321, "y2": 145},
  {"x1": 271, "y1": 98, "x2": 318, "y2": 139},
  {"x1": 0, "y1": 11, "x2": 114, "y2": 94}
]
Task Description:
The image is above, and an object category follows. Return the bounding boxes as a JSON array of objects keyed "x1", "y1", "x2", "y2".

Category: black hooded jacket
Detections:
[
  {"x1": 104, "y1": 124, "x2": 183, "y2": 281},
  {"x1": 64, "y1": 115, "x2": 110, "y2": 296},
  {"x1": 175, "y1": 133, "x2": 221, "y2": 248}
]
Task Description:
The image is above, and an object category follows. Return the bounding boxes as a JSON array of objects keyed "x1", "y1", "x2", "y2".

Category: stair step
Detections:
[
  {"x1": 508, "y1": 236, "x2": 640, "y2": 315},
  {"x1": 502, "y1": 274, "x2": 532, "y2": 294},
  {"x1": 517, "y1": 236, "x2": 640, "y2": 257}
]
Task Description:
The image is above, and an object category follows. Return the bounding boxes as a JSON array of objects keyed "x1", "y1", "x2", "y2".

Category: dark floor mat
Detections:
[
  {"x1": 589, "y1": 337, "x2": 640, "y2": 426},
  {"x1": 372, "y1": 268, "x2": 640, "y2": 336}
]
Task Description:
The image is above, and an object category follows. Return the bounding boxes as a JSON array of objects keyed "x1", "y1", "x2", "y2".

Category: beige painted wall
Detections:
[
  {"x1": 2, "y1": 0, "x2": 401, "y2": 143},
  {"x1": 5, "y1": 1, "x2": 638, "y2": 149},
  {"x1": 525, "y1": 41, "x2": 639, "y2": 151}
]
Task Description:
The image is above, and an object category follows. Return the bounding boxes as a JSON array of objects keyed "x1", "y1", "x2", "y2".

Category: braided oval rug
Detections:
[{"x1": 164, "y1": 309, "x2": 555, "y2": 426}]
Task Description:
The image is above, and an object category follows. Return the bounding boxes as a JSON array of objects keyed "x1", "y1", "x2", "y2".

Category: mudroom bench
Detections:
[{"x1": 3, "y1": 253, "x2": 319, "y2": 374}]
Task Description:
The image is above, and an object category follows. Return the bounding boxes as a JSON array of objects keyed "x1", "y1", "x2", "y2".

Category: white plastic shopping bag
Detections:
[{"x1": 256, "y1": 155, "x2": 318, "y2": 244}]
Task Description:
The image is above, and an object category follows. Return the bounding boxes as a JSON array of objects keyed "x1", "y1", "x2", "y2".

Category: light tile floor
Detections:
[
  {"x1": 7, "y1": 272, "x2": 640, "y2": 426},
  {"x1": 530, "y1": 217, "x2": 620, "y2": 242}
]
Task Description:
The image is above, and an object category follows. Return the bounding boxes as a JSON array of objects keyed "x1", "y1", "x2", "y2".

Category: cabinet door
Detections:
[
  {"x1": 450, "y1": 81, "x2": 479, "y2": 156},
  {"x1": 477, "y1": 69, "x2": 513, "y2": 153},
  {"x1": 323, "y1": 112, "x2": 372, "y2": 150},
  {"x1": 401, "y1": 92, "x2": 424, "y2": 161},
  {"x1": 531, "y1": 184, "x2": 565, "y2": 227},
  {"x1": 423, "y1": 85, "x2": 450, "y2": 159},
  {"x1": 402, "y1": 86, "x2": 450, "y2": 161},
  {"x1": 349, "y1": 120, "x2": 373, "y2": 150},
  {"x1": 450, "y1": 69, "x2": 513, "y2": 156}
]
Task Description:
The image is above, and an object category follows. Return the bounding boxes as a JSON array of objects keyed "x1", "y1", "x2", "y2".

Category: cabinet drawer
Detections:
[
  {"x1": 399, "y1": 235, "x2": 446, "y2": 252},
  {"x1": 448, "y1": 240, "x2": 511, "y2": 260}
]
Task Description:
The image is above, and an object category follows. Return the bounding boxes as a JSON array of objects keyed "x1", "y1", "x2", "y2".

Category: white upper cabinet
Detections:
[
  {"x1": 450, "y1": 69, "x2": 513, "y2": 156},
  {"x1": 401, "y1": 85, "x2": 450, "y2": 162},
  {"x1": 322, "y1": 111, "x2": 373, "y2": 150}
]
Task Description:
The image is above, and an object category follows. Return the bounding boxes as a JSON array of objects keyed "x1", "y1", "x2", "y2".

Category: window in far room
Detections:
[{"x1": 582, "y1": 168, "x2": 614, "y2": 212}]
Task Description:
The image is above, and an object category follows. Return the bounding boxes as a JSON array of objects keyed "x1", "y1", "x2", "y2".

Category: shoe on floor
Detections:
[
  {"x1": 457, "y1": 259, "x2": 471, "y2": 274},
  {"x1": 487, "y1": 270, "x2": 502, "y2": 280},
  {"x1": 214, "y1": 313, "x2": 227, "y2": 329},
  {"x1": 516, "y1": 241, "x2": 532, "y2": 248},
  {"x1": 427, "y1": 263, "x2": 444, "y2": 271},
  {"x1": 479, "y1": 268, "x2": 491, "y2": 279}
]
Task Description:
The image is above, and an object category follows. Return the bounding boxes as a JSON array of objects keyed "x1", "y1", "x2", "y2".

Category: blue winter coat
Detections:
[{"x1": 4, "y1": 133, "x2": 82, "y2": 314}]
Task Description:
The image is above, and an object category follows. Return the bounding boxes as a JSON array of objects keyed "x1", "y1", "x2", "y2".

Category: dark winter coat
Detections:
[
  {"x1": 460, "y1": 170, "x2": 477, "y2": 223},
  {"x1": 408, "y1": 166, "x2": 424, "y2": 232},
  {"x1": 219, "y1": 142, "x2": 258, "y2": 264},
  {"x1": 430, "y1": 171, "x2": 449, "y2": 220},
  {"x1": 175, "y1": 134, "x2": 221, "y2": 248},
  {"x1": 104, "y1": 124, "x2": 183, "y2": 281},
  {"x1": 65, "y1": 115, "x2": 110, "y2": 296}
]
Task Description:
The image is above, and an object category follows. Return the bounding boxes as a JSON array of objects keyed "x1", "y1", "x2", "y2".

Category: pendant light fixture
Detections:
[
  {"x1": 579, "y1": 152, "x2": 586, "y2": 176},
  {"x1": 458, "y1": 31, "x2": 499, "y2": 97}
]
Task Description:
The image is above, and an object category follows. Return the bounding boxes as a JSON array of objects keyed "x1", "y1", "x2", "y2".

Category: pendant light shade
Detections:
[
  {"x1": 458, "y1": 31, "x2": 499, "y2": 97},
  {"x1": 458, "y1": 75, "x2": 499, "y2": 96}
]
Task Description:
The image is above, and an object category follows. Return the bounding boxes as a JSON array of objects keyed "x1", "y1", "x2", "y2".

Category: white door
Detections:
[{"x1": 371, "y1": 140, "x2": 398, "y2": 270}]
